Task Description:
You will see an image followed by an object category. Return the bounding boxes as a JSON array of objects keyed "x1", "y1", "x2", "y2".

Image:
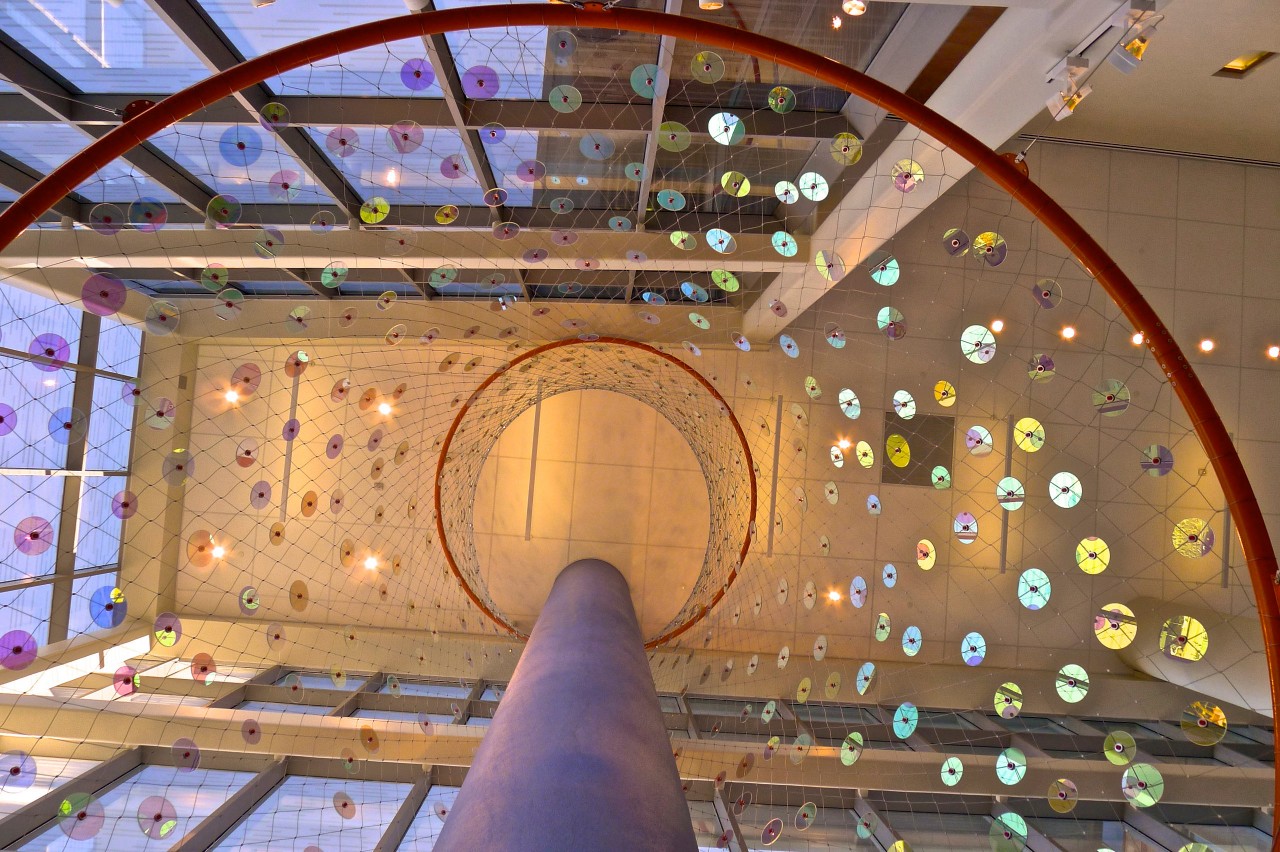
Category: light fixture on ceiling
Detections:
[
  {"x1": 1199, "y1": 338, "x2": 1215, "y2": 353},
  {"x1": 1109, "y1": 25, "x2": 1156, "y2": 74},
  {"x1": 1216, "y1": 50, "x2": 1277, "y2": 79},
  {"x1": 990, "y1": 319, "x2": 1005, "y2": 333},
  {"x1": 364, "y1": 556, "x2": 379, "y2": 570},
  {"x1": 1267, "y1": 344, "x2": 1280, "y2": 360},
  {"x1": 1046, "y1": 83, "x2": 1092, "y2": 121},
  {"x1": 1061, "y1": 325, "x2": 1077, "y2": 340},
  {"x1": 1045, "y1": 55, "x2": 1091, "y2": 121},
  {"x1": 837, "y1": 438, "x2": 852, "y2": 450},
  {"x1": 827, "y1": 589, "x2": 842, "y2": 602},
  {"x1": 377, "y1": 402, "x2": 392, "y2": 416},
  {"x1": 831, "y1": 15, "x2": 842, "y2": 29},
  {"x1": 385, "y1": 168, "x2": 398, "y2": 186},
  {"x1": 842, "y1": 0, "x2": 867, "y2": 15},
  {"x1": 699, "y1": 0, "x2": 724, "y2": 10},
  {"x1": 1131, "y1": 332, "x2": 1145, "y2": 346},
  {"x1": 211, "y1": 544, "x2": 226, "y2": 559},
  {"x1": 253, "y1": 0, "x2": 276, "y2": 7},
  {"x1": 224, "y1": 390, "x2": 239, "y2": 403}
]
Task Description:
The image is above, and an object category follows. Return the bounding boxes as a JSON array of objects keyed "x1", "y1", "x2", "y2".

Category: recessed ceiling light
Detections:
[
  {"x1": 377, "y1": 402, "x2": 392, "y2": 416},
  {"x1": 1215, "y1": 50, "x2": 1276, "y2": 78},
  {"x1": 1061, "y1": 325, "x2": 1077, "y2": 340},
  {"x1": 211, "y1": 545, "x2": 226, "y2": 559},
  {"x1": 224, "y1": 390, "x2": 239, "y2": 403},
  {"x1": 1267, "y1": 345, "x2": 1280, "y2": 360},
  {"x1": 1131, "y1": 332, "x2": 1144, "y2": 346},
  {"x1": 364, "y1": 556, "x2": 378, "y2": 570},
  {"x1": 1199, "y1": 338, "x2": 1215, "y2": 353},
  {"x1": 990, "y1": 319, "x2": 1005, "y2": 333},
  {"x1": 827, "y1": 589, "x2": 842, "y2": 602}
]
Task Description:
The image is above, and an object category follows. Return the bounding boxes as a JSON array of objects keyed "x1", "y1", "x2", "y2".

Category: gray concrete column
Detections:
[{"x1": 435, "y1": 559, "x2": 696, "y2": 851}]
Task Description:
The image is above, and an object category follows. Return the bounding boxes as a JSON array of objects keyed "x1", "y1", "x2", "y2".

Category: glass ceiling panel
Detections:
[
  {"x1": 0, "y1": 1, "x2": 210, "y2": 94},
  {"x1": 0, "y1": 123, "x2": 180, "y2": 203},
  {"x1": 149, "y1": 123, "x2": 335, "y2": 205},
  {"x1": 198, "y1": 0, "x2": 441, "y2": 97},
  {"x1": 668, "y1": 0, "x2": 907, "y2": 111},
  {"x1": 489, "y1": 130, "x2": 642, "y2": 211},
  {"x1": 0, "y1": 184, "x2": 20, "y2": 203},
  {"x1": 437, "y1": 0, "x2": 663, "y2": 104},
  {"x1": 436, "y1": 0, "x2": 547, "y2": 101},
  {"x1": 305, "y1": 124, "x2": 488, "y2": 206}
]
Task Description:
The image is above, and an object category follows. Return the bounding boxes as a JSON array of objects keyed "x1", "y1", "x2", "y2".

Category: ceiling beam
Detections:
[
  {"x1": 0, "y1": 202, "x2": 786, "y2": 238},
  {"x1": 409, "y1": 0, "x2": 526, "y2": 300},
  {"x1": 779, "y1": 3, "x2": 970, "y2": 229},
  {"x1": 143, "y1": 0, "x2": 364, "y2": 221},
  {"x1": 0, "y1": 37, "x2": 213, "y2": 215},
  {"x1": 3, "y1": 228, "x2": 798, "y2": 275},
  {"x1": 0, "y1": 154, "x2": 81, "y2": 221},
  {"x1": 0, "y1": 93, "x2": 861, "y2": 142},
  {"x1": 634, "y1": 0, "x2": 684, "y2": 236},
  {"x1": 743, "y1": 0, "x2": 1134, "y2": 339}
]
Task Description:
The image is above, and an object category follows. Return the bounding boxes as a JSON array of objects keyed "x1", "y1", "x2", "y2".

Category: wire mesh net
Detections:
[{"x1": 0, "y1": 2, "x2": 1271, "y2": 850}]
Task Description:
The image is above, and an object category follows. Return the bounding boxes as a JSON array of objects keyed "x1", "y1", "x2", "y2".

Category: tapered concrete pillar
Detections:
[{"x1": 435, "y1": 559, "x2": 696, "y2": 851}]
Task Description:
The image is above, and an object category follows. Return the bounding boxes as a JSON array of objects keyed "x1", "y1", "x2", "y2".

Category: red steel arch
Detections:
[{"x1": 0, "y1": 3, "x2": 1273, "y2": 814}]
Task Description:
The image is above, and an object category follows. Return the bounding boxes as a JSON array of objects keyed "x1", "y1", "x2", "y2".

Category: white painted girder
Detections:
[{"x1": 743, "y1": 0, "x2": 1144, "y2": 340}]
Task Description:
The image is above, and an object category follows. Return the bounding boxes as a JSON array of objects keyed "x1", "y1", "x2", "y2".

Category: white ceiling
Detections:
[{"x1": 1022, "y1": 0, "x2": 1280, "y2": 163}]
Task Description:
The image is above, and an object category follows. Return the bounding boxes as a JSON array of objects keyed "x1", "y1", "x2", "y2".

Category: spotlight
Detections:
[
  {"x1": 990, "y1": 319, "x2": 1005, "y2": 333},
  {"x1": 364, "y1": 556, "x2": 379, "y2": 570},
  {"x1": 377, "y1": 402, "x2": 392, "y2": 416},
  {"x1": 1131, "y1": 332, "x2": 1144, "y2": 346},
  {"x1": 211, "y1": 545, "x2": 226, "y2": 559},
  {"x1": 1110, "y1": 26, "x2": 1155, "y2": 74},
  {"x1": 1198, "y1": 338, "x2": 1215, "y2": 353},
  {"x1": 1061, "y1": 326, "x2": 1077, "y2": 340},
  {"x1": 1046, "y1": 85, "x2": 1092, "y2": 121},
  {"x1": 842, "y1": 0, "x2": 867, "y2": 14},
  {"x1": 224, "y1": 390, "x2": 240, "y2": 403},
  {"x1": 1268, "y1": 345, "x2": 1280, "y2": 360}
]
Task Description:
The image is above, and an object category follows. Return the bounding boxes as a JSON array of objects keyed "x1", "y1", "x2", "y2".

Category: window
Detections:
[
  {"x1": 20, "y1": 764, "x2": 258, "y2": 848},
  {"x1": 396, "y1": 785, "x2": 460, "y2": 848},
  {"x1": 214, "y1": 776, "x2": 412, "y2": 850},
  {"x1": 0, "y1": 283, "x2": 143, "y2": 649}
]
